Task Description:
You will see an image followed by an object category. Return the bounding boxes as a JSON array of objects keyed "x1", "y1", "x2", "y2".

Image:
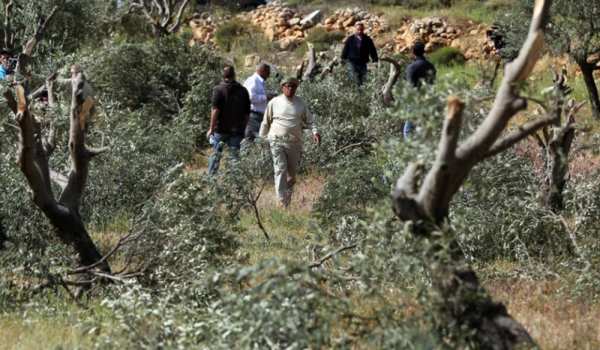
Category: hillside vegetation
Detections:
[{"x1": 1, "y1": 0, "x2": 599, "y2": 349}]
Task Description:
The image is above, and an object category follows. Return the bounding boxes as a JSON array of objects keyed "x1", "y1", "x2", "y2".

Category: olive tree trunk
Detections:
[
  {"x1": 576, "y1": 60, "x2": 600, "y2": 119},
  {"x1": 129, "y1": 0, "x2": 191, "y2": 37},
  {"x1": 391, "y1": 1, "x2": 556, "y2": 348},
  {"x1": 5, "y1": 73, "x2": 110, "y2": 271}
]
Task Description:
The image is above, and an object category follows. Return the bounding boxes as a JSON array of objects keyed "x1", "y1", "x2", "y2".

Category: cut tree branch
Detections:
[
  {"x1": 22, "y1": 6, "x2": 58, "y2": 57},
  {"x1": 485, "y1": 114, "x2": 557, "y2": 157},
  {"x1": 308, "y1": 243, "x2": 358, "y2": 269},
  {"x1": 380, "y1": 57, "x2": 402, "y2": 106}
]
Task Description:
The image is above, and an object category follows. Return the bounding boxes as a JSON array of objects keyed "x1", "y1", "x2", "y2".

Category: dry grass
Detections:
[
  {"x1": 486, "y1": 278, "x2": 600, "y2": 350},
  {"x1": 238, "y1": 172, "x2": 326, "y2": 265},
  {"x1": 0, "y1": 317, "x2": 89, "y2": 350}
]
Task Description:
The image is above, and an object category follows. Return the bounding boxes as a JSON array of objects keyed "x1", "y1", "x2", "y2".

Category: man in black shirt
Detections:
[
  {"x1": 207, "y1": 65, "x2": 251, "y2": 175},
  {"x1": 341, "y1": 22, "x2": 378, "y2": 86},
  {"x1": 406, "y1": 41, "x2": 436, "y2": 88},
  {"x1": 404, "y1": 42, "x2": 436, "y2": 138}
]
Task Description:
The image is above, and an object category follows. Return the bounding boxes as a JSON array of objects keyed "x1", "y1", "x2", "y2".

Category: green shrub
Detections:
[
  {"x1": 82, "y1": 36, "x2": 223, "y2": 117},
  {"x1": 429, "y1": 47, "x2": 466, "y2": 66},
  {"x1": 214, "y1": 20, "x2": 253, "y2": 51},
  {"x1": 305, "y1": 27, "x2": 346, "y2": 51}
]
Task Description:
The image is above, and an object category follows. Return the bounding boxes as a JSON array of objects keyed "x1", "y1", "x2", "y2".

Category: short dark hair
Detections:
[
  {"x1": 412, "y1": 41, "x2": 426, "y2": 57},
  {"x1": 223, "y1": 65, "x2": 235, "y2": 80}
]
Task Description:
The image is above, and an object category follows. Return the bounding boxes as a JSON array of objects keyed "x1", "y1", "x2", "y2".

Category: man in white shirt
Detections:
[
  {"x1": 243, "y1": 63, "x2": 273, "y2": 141},
  {"x1": 259, "y1": 77, "x2": 321, "y2": 208}
]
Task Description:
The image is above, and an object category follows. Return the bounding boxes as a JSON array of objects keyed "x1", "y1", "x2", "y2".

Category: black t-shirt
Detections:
[
  {"x1": 211, "y1": 80, "x2": 251, "y2": 135},
  {"x1": 406, "y1": 57, "x2": 436, "y2": 88}
]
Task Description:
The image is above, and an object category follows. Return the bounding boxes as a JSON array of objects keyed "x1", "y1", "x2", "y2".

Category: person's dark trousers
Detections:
[
  {"x1": 208, "y1": 132, "x2": 243, "y2": 175},
  {"x1": 347, "y1": 61, "x2": 367, "y2": 86},
  {"x1": 245, "y1": 111, "x2": 264, "y2": 141}
]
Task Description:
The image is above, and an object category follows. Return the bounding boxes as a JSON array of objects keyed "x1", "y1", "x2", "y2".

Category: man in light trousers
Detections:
[{"x1": 259, "y1": 77, "x2": 321, "y2": 208}]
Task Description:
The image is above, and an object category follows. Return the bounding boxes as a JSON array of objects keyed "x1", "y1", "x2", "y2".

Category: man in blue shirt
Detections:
[{"x1": 404, "y1": 42, "x2": 436, "y2": 138}]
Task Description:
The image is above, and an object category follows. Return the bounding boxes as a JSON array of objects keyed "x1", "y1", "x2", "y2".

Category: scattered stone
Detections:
[
  {"x1": 321, "y1": 8, "x2": 388, "y2": 37},
  {"x1": 245, "y1": 54, "x2": 261, "y2": 68},
  {"x1": 189, "y1": 14, "x2": 216, "y2": 46},
  {"x1": 392, "y1": 16, "x2": 497, "y2": 60},
  {"x1": 300, "y1": 10, "x2": 322, "y2": 29}
]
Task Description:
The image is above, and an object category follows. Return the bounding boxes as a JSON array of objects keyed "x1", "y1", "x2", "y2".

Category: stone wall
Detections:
[{"x1": 189, "y1": 3, "x2": 498, "y2": 61}]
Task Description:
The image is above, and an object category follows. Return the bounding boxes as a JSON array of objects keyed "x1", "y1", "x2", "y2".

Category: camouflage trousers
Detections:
[{"x1": 270, "y1": 141, "x2": 302, "y2": 207}]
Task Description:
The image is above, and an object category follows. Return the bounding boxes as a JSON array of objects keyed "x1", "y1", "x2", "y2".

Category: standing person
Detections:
[
  {"x1": 243, "y1": 63, "x2": 274, "y2": 141},
  {"x1": 259, "y1": 77, "x2": 321, "y2": 208},
  {"x1": 403, "y1": 41, "x2": 436, "y2": 138},
  {"x1": 341, "y1": 22, "x2": 379, "y2": 86},
  {"x1": 207, "y1": 65, "x2": 251, "y2": 175}
]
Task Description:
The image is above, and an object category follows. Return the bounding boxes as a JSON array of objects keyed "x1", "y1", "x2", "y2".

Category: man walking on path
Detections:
[
  {"x1": 403, "y1": 41, "x2": 436, "y2": 138},
  {"x1": 243, "y1": 63, "x2": 274, "y2": 141},
  {"x1": 207, "y1": 65, "x2": 251, "y2": 175},
  {"x1": 341, "y1": 22, "x2": 379, "y2": 86},
  {"x1": 259, "y1": 77, "x2": 321, "y2": 208}
]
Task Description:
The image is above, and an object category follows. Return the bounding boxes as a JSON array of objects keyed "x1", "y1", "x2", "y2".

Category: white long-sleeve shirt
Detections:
[
  {"x1": 243, "y1": 72, "x2": 268, "y2": 113},
  {"x1": 259, "y1": 95, "x2": 317, "y2": 144}
]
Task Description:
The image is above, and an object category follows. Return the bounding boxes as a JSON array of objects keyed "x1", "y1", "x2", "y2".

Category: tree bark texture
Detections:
[
  {"x1": 576, "y1": 60, "x2": 600, "y2": 119},
  {"x1": 5, "y1": 74, "x2": 110, "y2": 272},
  {"x1": 535, "y1": 73, "x2": 583, "y2": 212},
  {"x1": 391, "y1": 0, "x2": 554, "y2": 348}
]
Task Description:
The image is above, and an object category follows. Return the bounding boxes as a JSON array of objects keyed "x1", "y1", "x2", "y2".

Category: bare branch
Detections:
[
  {"x1": 392, "y1": 162, "x2": 425, "y2": 222},
  {"x1": 457, "y1": 0, "x2": 551, "y2": 163},
  {"x1": 249, "y1": 183, "x2": 270, "y2": 241},
  {"x1": 295, "y1": 60, "x2": 305, "y2": 80},
  {"x1": 13, "y1": 86, "x2": 56, "y2": 209},
  {"x1": 380, "y1": 57, "x2": 402, "y2": 106},
  {"x1": 303, "y1": 43, "x2": 319, "y2": 81},
  {"x1": 308, "y1": 243, "x2": 358, "y2": 269},
  {"x1": 439, "y1": 97, "x2": 464, "y2": 163},
  {"x1": 331, "y1": 141, "x2": 368, "y2": 158},
  {"x1": 485, "y1": 114, "x2": 557, "y2": 157},
  {"x1": 167, "y1": 0, "x2": 191, "y2": 33},
  {"x1": 69, "y1": 231, "x2": 140, "y2": 275},
  {"x1": 3, "y1": 0, "x2": 14, "y2": 49},
  {"x1": 59, "y1": 72, "x2": 98, "y2": 210},
  {"x1": 22, "y1": 6, "x2": 59, "y2": 57}
]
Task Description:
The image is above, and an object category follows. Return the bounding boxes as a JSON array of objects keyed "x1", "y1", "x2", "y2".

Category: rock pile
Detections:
[
  {"x1": 189, "y1": 13, "x2": 216, "y2": 46},
  {"x1": 321, "y1": 8, "x2": 388, "y2": 36},
  {"x1": 389, "y1": 17, "x2": 461, "y2": 53},
  {"x1": 237, "y1": 1, "x2": 316, "y2": 50},
  {"x1": 450, "y1": 22, "x2": 498, "y2": 60},
  {"x1": 388, "y1": 17, "x2": 497, "y2": 60}
]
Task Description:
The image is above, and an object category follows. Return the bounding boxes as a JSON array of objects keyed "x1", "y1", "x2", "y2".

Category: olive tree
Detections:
[
  {"x1": 4, "y1": 71, "x2": 110, "y2": 272},
  {"x1": 127, "y1": 0, "x2": 191, "y2": 37},
  {"x1": 498, "y1": 0, "x2": 600, "y2": 118},
  {"x1": 551, "y1": 0, "x2": 600, "y2": 119},
  {"x1": 391, "y1": 0, "x2": 559, "y2": 347}
]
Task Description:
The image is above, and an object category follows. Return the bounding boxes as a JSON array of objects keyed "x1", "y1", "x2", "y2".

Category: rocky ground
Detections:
[{"x1": 189, "y1": 1, "x2": 499, "y2": 60}]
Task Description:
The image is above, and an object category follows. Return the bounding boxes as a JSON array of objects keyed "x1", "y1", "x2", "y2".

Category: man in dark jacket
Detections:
[
  {"x1": 341, "y1": 22, "x2": 378, "y2": 86},
  {"x1": 404, "y1": 41, "x2": 436, "y2": 138},
  {"x1": 207, "y1": 65, "x2": 251, "y2": 175},
  {"x1": 406, "y1": 41, "x2": 436, "y2": 88}
]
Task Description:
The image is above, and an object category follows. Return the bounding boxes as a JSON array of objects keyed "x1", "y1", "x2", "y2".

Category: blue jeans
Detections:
[
  {"x1": 244, "y1": 111, "x2": 263, "y2": 141},
  {"x1": 347, "y1": 62, "x2": 367, "y2": 86},
  {"x1": 403, "y1": 120, "x2": 415, "y2": 139},
  {"x1": 207, "y1": 133, "x2": 243, "y2": 175}
]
